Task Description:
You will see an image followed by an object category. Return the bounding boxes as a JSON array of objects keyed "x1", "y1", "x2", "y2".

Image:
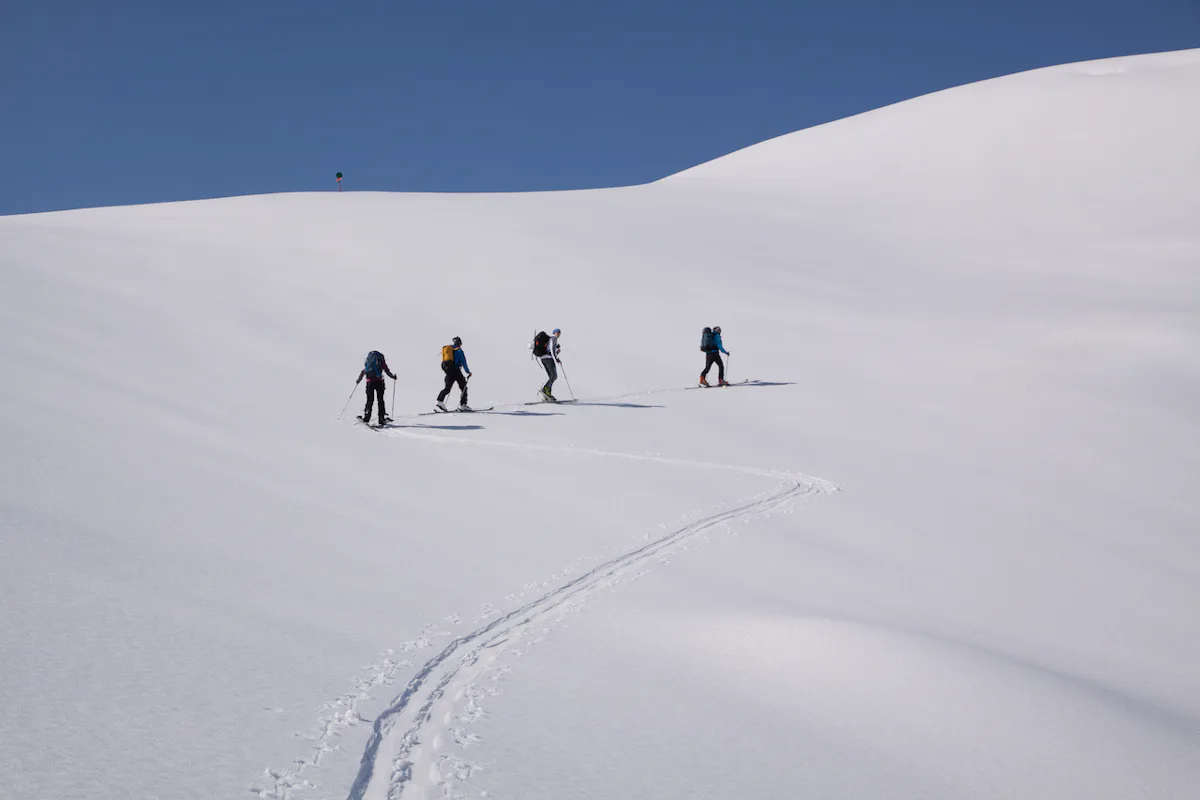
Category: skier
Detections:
[
  {"x1": 436, "y1": 336, "x2": 472, "y2": 411},
  {"x1": 532, "y1": 328, "x2": 562, "y2": 401},
  {"x1": 357, "y1": 350, "x2": 397, "y2": 425},
  {"x1": 699, "y1": 326, "x2": 730, "y2": 387}
]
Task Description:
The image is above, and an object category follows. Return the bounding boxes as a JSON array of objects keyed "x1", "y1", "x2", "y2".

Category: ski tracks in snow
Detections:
[{"x1": 260, "y1": 428, "x2": 837, "y2": 800}]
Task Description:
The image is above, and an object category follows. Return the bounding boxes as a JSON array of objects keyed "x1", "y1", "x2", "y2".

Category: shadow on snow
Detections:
[
  {"x1": 483, "y1": 409, "x2": 565, "y2": 417},
  {"x1": 388, "y1": 423, "x2": 485, "y2": 432},
  {"x1": 569, "y1": 401, "x2": 664, "y2": 409}
]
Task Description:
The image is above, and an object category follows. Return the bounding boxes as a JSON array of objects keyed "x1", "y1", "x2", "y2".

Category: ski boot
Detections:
[
  {"x1": 699, "y1": 375, "x2": 710, "y2": 387},
  {"x1": 718, "y1": 379, "x2": 729, "y2": 387},
  {"x1": 436, "y1": 401, "x2": 448, "y2": 412},
  {"x1": 541, "y1": 386, "x2": 557, "y2": 402}
]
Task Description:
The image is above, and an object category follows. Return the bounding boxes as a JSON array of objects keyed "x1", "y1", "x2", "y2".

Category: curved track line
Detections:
[
  {"x1": 339, "y1": 428, "x2": 836, "y2": 799},
  {"x1": 349, "y1": 483, "x2": 820, "y2": 800},
  {"x1": 377, "y1": 424, "x2": 836, "y2": 491}
]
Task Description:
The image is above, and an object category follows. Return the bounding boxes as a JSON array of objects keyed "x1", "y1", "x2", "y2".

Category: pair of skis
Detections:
[
  {"x1": 419, "y1": 405, "x2": 494, "y2": 416},
  {"x1": 357, "y1": 406, "x2": 494, "y2": 428}
]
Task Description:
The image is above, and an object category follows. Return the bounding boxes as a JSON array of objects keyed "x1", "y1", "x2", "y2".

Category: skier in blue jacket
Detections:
[
  {"x1": 699, "y1": 326, "x2": 730, "y2": 387},
  {"x1": 437, "y1": 336, "x2": 473, "y2": 411}
]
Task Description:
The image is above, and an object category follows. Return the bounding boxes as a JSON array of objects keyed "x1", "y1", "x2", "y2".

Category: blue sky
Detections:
[{"x1": 2, "y1": 0, "x2": 1197, "y2": 215}]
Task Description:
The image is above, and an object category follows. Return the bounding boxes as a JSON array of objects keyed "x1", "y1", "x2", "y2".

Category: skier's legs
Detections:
[
  {"x1": 437, "y1": 367, "x2": 456, "y2": 402},
  {"x1": 456, "y1": 371, "x2": 469, "y2": 405},
  {"x1": 701, "y1": 352, "x2": 718, "y2": 378},
  {"x1": 715, "y1": 354, "x2": 725, "y2": 381},
  {"x1": 374, "y1": 382, "x2": 387, "y2": 422},
  {"x1": 363, "y1": 382, "x2": 376, "y2": 418},
  {"x1": 542, "y1": 358, "x2": 557, "y2": 391}
]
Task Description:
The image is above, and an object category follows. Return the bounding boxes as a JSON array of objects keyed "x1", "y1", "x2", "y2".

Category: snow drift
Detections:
[{"x1": 2, "y1": 49, "x2": 1198, "y2": 800}]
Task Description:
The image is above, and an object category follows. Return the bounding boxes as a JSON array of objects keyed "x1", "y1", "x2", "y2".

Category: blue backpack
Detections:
[
  {"x1": 364, "y1": 350, "x2": 384, "y2": 379},
  {"x1": 700, "y1": 328, "x2": 715, "y2": 352}
]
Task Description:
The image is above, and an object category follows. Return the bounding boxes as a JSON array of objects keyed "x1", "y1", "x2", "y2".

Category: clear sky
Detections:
[{"x1": 2, "y1": 0, "x2": 1197, "y2": 215}]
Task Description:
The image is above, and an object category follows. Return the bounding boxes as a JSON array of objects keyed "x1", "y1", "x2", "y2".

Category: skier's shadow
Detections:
[
  {"x1": 487, "y1": 410, "x2": 565, "y2": 417},
  {"x1": 734, "y1": 381, "x2": 794, "y2": 388},
  {"x1": 570, "y1": 401, "x2": 663, "y2": 409},
  {"x1": 390, "y1": 423, "x2": 485, "y2": 431}
]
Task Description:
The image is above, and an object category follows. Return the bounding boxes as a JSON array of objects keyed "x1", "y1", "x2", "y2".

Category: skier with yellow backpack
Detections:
[{"x1": 436, "y1": 336, "x2": 473, "y2": 412}]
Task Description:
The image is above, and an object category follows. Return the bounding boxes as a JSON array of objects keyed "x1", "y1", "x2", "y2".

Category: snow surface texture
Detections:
[{"x1": 2, "y1": 49, "x2": 1199, "y2": 799}]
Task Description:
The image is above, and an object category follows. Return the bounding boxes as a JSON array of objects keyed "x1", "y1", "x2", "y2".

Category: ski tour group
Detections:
[{"x1": 349, "y1": 326, "x2": 731, "y2": 426}]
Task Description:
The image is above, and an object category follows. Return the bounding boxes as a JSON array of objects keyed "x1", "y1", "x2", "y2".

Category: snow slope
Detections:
[{"x1": 2, "y1": 49, "x2": 1199, "y2": 799}]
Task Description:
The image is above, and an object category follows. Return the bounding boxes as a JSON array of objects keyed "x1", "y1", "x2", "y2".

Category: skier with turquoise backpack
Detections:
[
  {"x1": 699, "y1": 326, "x2": 730, "y2": 387},
  {"x1": 357, "y1": 350, "x2": 397, "y2": 425}
]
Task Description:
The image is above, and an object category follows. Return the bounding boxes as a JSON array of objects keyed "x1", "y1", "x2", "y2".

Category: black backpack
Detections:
[
  {"x1": 532, "y1": 331, "x2": 550, "y2": 357},
  {"x1": 700, "y1": 328, "x2": 715, "y2": 352}
]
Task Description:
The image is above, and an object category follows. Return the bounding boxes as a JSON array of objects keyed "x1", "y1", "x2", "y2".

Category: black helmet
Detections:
[
  {"x1": 713, "y1": 326, "x2": 722, "y2": 334},
  {"x1": 452, "y1": 336, "x2": 462, "y2": 347}
]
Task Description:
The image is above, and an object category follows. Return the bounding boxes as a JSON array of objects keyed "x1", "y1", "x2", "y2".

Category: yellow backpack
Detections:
[{"x1": 441, "y1": 344, "x2": 455, "y2": 363}]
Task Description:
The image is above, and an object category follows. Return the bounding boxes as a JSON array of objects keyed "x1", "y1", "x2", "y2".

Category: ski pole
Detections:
[
  {"x1": 391, "y1": 375, "x2": 397, "y2": 417},
  {"x1": 726, "y1": 352, "x2": 732, "y2": 383},
  {"x1": 559, "y1": 360, "x2": 576, "y2": 400},
  {"x1": 337, "y1": 381, "x2": 358, "y2": 420}
]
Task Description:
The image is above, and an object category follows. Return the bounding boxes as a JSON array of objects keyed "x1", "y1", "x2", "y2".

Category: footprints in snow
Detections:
[{"x1": 255, "y1": 650, "x2": 415, "y2": 799}]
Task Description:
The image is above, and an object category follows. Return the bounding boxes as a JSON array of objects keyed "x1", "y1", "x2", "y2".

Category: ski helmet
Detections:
[
  {"x1": 452, "y1": 336, "x2": 462, "y2": 347},
  {"x1": 713, "y1": 326, "x2": 722, "y2": 334},
  {"x1": 552, "y1": 328, "x2": 561, "y2": 336}
]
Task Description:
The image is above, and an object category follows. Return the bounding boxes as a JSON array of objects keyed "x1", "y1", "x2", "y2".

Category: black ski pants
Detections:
[
  {"x1": 541, "y1": 358, "x2": 558, "y2": 391},
  {"x1": 438, "y1": 364, "x2": 468, "y2": 405},
  {"x1": 701, "y1": 351, "x2": 725, "y2": 381},
  {"x1": 363, "y1": 379, "x2": 387, "y2": 422}
]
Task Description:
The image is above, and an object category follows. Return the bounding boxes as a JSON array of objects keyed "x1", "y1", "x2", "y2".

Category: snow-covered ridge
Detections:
[{"x1": 2, "y1": 49, "x2": 1198, "y2": 800}]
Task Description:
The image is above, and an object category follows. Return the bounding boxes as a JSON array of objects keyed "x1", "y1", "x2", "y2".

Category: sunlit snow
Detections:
[{"x1": 2, "y1": 49, "x2": 1198, "y2": 800}]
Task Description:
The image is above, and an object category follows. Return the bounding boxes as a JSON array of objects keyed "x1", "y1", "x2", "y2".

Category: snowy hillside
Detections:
[{"x1": 2, "y1": 49, "x2": 1199, "y2": 800}]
